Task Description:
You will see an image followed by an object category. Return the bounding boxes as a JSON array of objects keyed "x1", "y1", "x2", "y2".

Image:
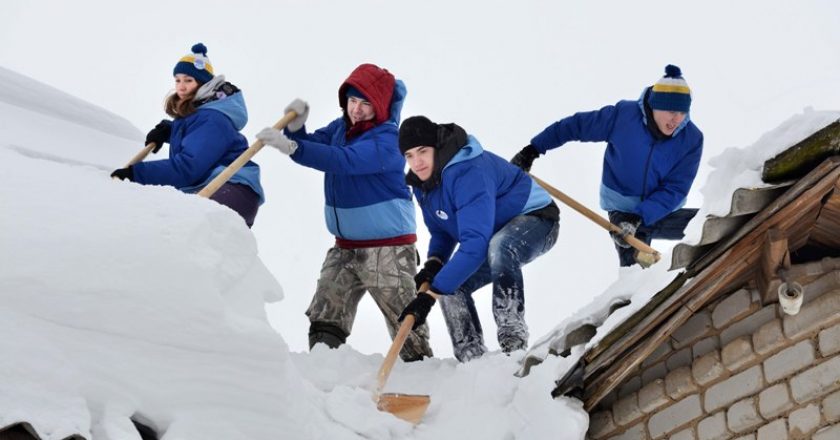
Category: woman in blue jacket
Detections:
[
  {"x1": 511, "y1": 64, "x2": 703, "y2": 267},
  {"x1": 397, "y1": 116, "x2": 560, "y2": 362},
  {"x1": 111, "y1": 43, "x2": 264, "y2": 227}
]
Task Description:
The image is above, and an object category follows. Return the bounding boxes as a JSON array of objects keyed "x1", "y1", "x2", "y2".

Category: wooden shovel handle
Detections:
[
  {"x1": 375, "y1": 282, "x2": 429, "y2": 397},
  {"x1": 126, "y1": 142, "x2": 157, "y2": 167},
  {"x1": 112, "y1": 142, "x2": 157, "y2": 180},
  {"x1": 529, "y1": 173, "x2": 660, "y2": 258},
  {"x1": 197, "y1": 110, "x2": 298, "y2": 199}
]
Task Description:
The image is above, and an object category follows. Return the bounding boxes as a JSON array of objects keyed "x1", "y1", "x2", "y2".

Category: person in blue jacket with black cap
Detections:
[
  {"x1": 397, "y1": 116, "x2": 560, "y2": 362},
  {"x1": 510, "y1": 64, "x2": 703, "y2": 267},
  {"x1": 111, "y1": 43, "x2": 264, "y2": 227}
]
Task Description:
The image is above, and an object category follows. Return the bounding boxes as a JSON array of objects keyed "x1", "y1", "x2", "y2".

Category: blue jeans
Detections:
[
  {"x1": 438, "y1": 214, "x2": 560, "y2": 362},
  {"x1": 608, "y1": 208, "x2": 698, "y2": 267}
]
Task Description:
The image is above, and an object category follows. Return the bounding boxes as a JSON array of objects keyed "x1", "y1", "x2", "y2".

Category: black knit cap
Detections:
[{"x1": 399, "y1": 116, "x2": 439, "y2": 154}]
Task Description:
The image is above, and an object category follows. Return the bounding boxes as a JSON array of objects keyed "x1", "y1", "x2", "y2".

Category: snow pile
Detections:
[
  {"x1": 0, "y1": 66, "x2": 588, "y2": 439},
  {"x1": 683, "y1": 108, "x2": 840, "y2": 242},
  {"x1": 0, "y1": 65, "x2": 141, "y2": 141}
]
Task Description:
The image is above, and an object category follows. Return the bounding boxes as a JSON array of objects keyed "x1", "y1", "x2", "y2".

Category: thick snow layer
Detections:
[
  {"x1": 0, "y1": 66, "x2": 587, "y2": 439},
  {"x1": 683, "y1": 108, "x2": 840, "y2": 243}
]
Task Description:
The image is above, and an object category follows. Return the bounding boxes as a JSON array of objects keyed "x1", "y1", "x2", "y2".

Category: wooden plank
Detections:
[
  {"x1": 688, "y1": 157, "x2": 840, "y2": 273},
  {"x1": 670, "y1": 184, "x2": 794, "y2": 271},
  {"x1": 756, "y1": 229, "x2": 790, "y2": 303},
  {"x1": 810, "y1": 180, "x2": 840, "y2": 249}
]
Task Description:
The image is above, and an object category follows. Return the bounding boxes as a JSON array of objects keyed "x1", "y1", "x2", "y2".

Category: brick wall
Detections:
[{"x1": 587, "y1": 271, "x2": 840, "y2": 440}]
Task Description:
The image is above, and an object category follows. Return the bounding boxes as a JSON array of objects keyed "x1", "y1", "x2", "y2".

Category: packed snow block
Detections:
[{"x1": 0, "y1": 70, "x2": 343, "y2": 440}]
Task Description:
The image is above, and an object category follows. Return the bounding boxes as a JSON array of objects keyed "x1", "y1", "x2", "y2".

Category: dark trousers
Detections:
[
  {"x1": 608, "y1": 208, "x2": 698, "y2": 267},
  {"x1": 208, "y1": 183, "x2": 260, "y2": 228},
  {"x1": 438, "y1": 214, "x2": 560, "y2": 361}
]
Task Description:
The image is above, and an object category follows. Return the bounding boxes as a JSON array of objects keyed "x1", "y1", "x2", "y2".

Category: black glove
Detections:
[
  {"x1": 609, "y1": 213, "x2": 642, "y2": 248},
  {"x1": 414, "y1": 258, "x2": 443, "y2": 290},
  {"x1": 398, "y1": 292, "x2": 437, "y2": 330},
  {"x1": 110, "y1": 166, "x2": 134, "y2": 181},
  {"x1": 146, "y1": 120, "x2": 172, "y2": 153},
  {"x1": 510, "y1": 144, "x2": 540, "y2": 172}
]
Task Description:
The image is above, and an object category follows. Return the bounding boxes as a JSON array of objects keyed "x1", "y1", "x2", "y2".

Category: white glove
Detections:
[
  {"x1": 284, "y1": 98, "x2": 309, "y2": 133},
  {"x1": 257, "y1": 127, "x2": 298, "y2": 155}
]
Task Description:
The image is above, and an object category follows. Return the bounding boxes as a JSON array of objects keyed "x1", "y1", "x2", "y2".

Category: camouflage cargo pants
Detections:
[{"x1": 305, "y1": 244, "x2": 433, "y2": 361}]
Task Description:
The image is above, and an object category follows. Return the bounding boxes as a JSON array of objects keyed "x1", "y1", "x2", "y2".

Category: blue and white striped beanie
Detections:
[
  {"x1": 173, "y1": 43, "x2": 214, "y2": 84},
  {"x1": 648, "y1": 64, "x2": 691, "y2": 113}
]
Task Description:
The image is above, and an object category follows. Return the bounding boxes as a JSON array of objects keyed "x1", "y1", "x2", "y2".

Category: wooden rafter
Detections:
[
  {"x1": 810, "y1": 178, "x2": 840, "y2": 249},
  {"x1": 755, "y1": 229, "x2": 791, "y2": 304}
]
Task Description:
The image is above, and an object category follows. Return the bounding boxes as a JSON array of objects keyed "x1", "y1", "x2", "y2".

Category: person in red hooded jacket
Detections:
[{"x1": 257, "y1": 64, "x2": 432, "y2": 361}]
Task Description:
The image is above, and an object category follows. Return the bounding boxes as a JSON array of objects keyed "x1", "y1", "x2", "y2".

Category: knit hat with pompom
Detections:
[
  {"x1": 648, "y1": 64, "x2": 691, "y2": 112},
  {"x1": 173, "y1": 43, "x2": 214, "y2": 84}
]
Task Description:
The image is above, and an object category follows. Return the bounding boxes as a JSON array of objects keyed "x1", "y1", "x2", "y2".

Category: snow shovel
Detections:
[
  {"x1": 112, "y1": 142, "x2": 157, "y2": 180},
  {"x1": 196, "y1": 110, "x2": 298, "y2": 199},
  {"x1": 373, "y1": 282, "x2": 431, "y2": 424},
  {"x1": 529, "y1": 174, "x2": 661, "y2": 267}
]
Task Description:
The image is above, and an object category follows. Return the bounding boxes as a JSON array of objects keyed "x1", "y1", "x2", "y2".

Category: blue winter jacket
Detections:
[
  {"x1": 415, "y1": 136, "x2": 552, "y2": 295},
  {"x1": 286, "y1": 81, "x2": 415, "y2": 240},
  {"x1": 530, "y1": 89, "x2": 703, "y2": 226},
  {"x1": 132, "y1": 92, "x2": 265, "y2": 203}
]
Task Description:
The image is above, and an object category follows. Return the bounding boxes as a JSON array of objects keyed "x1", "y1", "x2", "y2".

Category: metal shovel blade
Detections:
[{"x1": 376, "y1": 393, "x2": 430, "y2": 424}]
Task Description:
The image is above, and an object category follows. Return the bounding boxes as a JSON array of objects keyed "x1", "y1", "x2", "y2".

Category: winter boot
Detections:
[
  {"x1": 308, "y1": 322, "x2": 347, "y2": 349},
  {"x1": 499, "y1": 337, "x2": 527, "y2": 354}
]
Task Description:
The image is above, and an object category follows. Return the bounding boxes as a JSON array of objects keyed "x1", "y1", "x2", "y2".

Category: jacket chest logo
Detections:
[{"x1": 435, "y1": 210, "x2": 449, "y2": 220}]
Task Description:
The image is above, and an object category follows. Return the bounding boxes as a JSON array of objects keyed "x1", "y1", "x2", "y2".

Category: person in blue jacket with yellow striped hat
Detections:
[
  {"x1": 111, "y1": 43, "x2": 264, "y2": 227},
  {"x1": 397, "y1": 116, "x2": 560, "y2": 362},
  {"x1": 510, "y1": 64, "x2": 703, "y2": 267}
]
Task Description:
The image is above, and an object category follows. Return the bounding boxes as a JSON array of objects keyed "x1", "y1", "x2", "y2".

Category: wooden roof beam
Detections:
[{"x1": 756, "y1": 228, "x2": 791, "y2": 304}]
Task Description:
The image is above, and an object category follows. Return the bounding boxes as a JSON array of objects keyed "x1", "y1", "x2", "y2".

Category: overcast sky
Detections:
[{"x1": 4, "y1": 0, "x2": 840, "y2": 358}]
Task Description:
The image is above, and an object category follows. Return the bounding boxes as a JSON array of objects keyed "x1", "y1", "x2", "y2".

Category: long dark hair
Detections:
[{"x1": 164, "y1": 90, "x2": 198, "y2": 118}]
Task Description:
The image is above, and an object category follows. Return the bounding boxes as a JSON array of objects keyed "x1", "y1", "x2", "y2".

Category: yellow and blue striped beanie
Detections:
[
  {"x1": 648, "y1": 64, "x2": 691, "y2": 113},
  {"x1": 173, "y1": 43, "x2": 214, "y2": 84}
]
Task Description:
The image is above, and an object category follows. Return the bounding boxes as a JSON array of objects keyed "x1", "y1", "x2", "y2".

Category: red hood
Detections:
[{"x1": 338, "y1": 63, "x2": 395, "y2": 126}]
